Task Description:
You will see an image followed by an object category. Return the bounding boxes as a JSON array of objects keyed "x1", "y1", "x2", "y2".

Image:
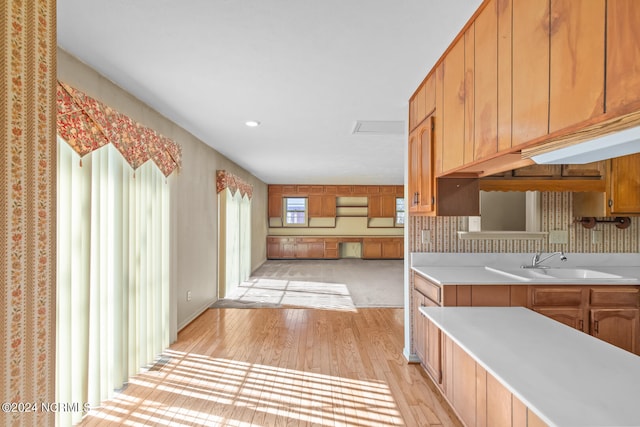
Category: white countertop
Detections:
[
  {"x1": 419, "y1": 306, "x2": 640, "y2": 427},
  {"x1": 411, "y1": 252, "x2": 640, "y2": 285}
]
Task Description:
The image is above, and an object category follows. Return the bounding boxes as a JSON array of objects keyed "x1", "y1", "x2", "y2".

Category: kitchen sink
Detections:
[{"x1": 485, "y1": 266, "x2": 636, "y2": 281}]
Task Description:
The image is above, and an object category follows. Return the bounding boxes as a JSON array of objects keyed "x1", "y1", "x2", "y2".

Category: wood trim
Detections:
[{"x1": 478, "y1": 178, "x2": 606, "y2": 192}]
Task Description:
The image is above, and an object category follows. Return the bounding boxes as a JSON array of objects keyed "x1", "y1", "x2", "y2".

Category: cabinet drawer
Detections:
[
  {"x1": 590, "y1": 288, "x2": 639, "y2": 307},
  {"x1": 530, "y1": 287, "x2": 584, "y2": 307},
  {"x1": 414, "y1": 274, "x2": 441, "y2": 305}
]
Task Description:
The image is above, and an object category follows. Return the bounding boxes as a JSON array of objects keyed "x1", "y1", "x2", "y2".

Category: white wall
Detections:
[{"x1": 57, "y1": 48, "x2": 268, "y2": 341}]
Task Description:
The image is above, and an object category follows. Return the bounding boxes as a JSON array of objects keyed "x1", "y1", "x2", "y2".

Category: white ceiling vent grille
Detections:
[{"x1": 352, "y1": 120, "x2": 405, "y2": 136}]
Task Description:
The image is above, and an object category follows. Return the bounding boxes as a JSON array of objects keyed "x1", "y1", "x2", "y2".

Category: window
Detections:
[
  {"x1": 395, "y1": 197, "x2": 405, "y2": 226},
  {"x1": 284, "y1": 197, "x2": 307, "y2": 226}
]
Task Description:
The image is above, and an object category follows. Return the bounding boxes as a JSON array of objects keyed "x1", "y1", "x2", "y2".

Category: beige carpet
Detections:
[{"x1": 211, "y1": 259, "x2": 404, "y2": 309}]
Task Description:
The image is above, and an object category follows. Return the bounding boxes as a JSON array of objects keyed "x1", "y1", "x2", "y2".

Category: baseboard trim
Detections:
[
  {"x1": 178, "y1": 299, "x2": 216, "y2": 332},
  {"x1": 403, "y1": 348, "x2": 420, "y2": 363}
]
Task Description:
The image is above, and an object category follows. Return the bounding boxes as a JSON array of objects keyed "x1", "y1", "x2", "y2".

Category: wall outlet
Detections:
[
  {"x1": 187, "y1": 291, "x2": 192, "y2": 301},
  {"x1": 548, "y1": 230, "x2": 568, "y2": 244},
  {"x1": 421, "y1": 230, "x2": 431, "y2": 244},
  {"x1": 592, "y1": 229, "x2": 603, "y2": 244}
]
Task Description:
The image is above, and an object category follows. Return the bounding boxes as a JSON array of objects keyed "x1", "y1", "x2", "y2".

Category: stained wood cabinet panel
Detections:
[
  {"x1": 452, "y1": 341, "x2": 477, "y2": 427},
  {"x1": 560, "y1": 161, "x2": 605, "y2": 177},
  {"x1": 549, "y1": 0, "x2": 605, "y2": 133},
  {"x1": 464, "y1": 26, "x2": 475, "y2": 165},
  {"x1": 412, "y1": 290, "x2": 427, "y2": 365},
  {"x1": 408, "y1": 118, "x2": 435, "y2": 215},
  {"x1": 474, "y1": 0, "x2": 499, "y2": 160},
  {"x1": 268, "y1": 194, "x2": 283, "y2": 218},
  {"x1": 267, "y1": 237, "x2": 281, "y2": 258},
  {"x1": 323, "y1": 239, "x2": 338, "y2": 259},
  {"x1": 610, "y1": 153, "x2": 640, "y2": 214},
  {"x1": 533, "y1": 307, "x2": 586, "y2": 332},
  {"x1": 308, "y1": 194, "x2": 336, "y2": 218},
  {"x1": 362, "y1": 238, "x2": 403, "y2": 259},
  {"x1": 512, "y1": 0, "x2": 550, "y2": 147},
  {"x1": 606, "y1": 0, "x2": 640, "y2": 114},
  {"x1": 497, "y1": 0, "x2": 513, "y2": 152},
  {"x1": 434, "y1": 64, "x2": 445, "y2": 176},
  {"x1": 591, "y1": 308, "x2": 639, "y2": 354},
  {"x1": 442, "y1": 37, "x2": 466, "y2": 172},
  {"x1": 362, "y1": 239, "x2": 382, "y2": 259},
  {"x1": 368, "y1": 194, "x2": 396, "y2": 218},
  {"x1": 424, "y1": 308, "x2": 442, "y2": 384},
  {"x1": 486, "y1": 374, "x2": 514, "y2": 427}
]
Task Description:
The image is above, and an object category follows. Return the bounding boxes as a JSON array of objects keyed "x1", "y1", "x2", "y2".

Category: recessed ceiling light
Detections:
[{"x1": 245, "y1": 120, "x2": 261, "y2": 127}]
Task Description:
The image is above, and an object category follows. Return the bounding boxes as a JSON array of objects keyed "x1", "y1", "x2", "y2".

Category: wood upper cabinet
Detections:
[
  {"x1": 497, "y1": 0, "x2": 513, "y2": 152},
  {"x1": 268, "y1": 186, "x2": 283, "y2": 218},
  {"x1": 308, "y1": 194, "x2": 336, "y2": 218},
  {"x1": 610, "y1": 153, "x2": 640, "y2": 214},
  {"x1": 368, "y1": 194, "x2": 396, "y2": 218},
  {"x1": 512, "y1": 0, "x2": 550, "y2": 147},
  {"x1": 408, "y1": 117, "x2": 434, "y2": 215},
  {"x1": 474, "y1": 0, "x2": 499, "y2": 160},
  {"x1": 574, "y1": 153, "x2": 640, "y2": 216},
  {"x1": 606, "y1": 0, "x2": 640, "y2": 114},
  {"x1": 442, "y1": 37, "x2": 466, "y2": 172},
  {"x1": 549, "y1": 0, "x2": 605, "y2": 133}
]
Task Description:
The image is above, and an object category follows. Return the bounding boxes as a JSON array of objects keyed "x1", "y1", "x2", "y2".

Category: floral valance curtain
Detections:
[
  {"x1": 216, "y1": 170, "x2": 253, "y2": 199},
  {"x1": 56, "y1": 80, "x2": 182, "y2": 176}
]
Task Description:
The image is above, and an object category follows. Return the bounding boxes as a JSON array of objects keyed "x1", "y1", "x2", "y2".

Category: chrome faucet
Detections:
[{"x1": 522, "y1": 251, "x2": 567, "y2": 269}]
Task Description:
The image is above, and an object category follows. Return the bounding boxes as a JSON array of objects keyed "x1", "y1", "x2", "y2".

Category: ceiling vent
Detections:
[{"x1": 352, "y1": 120, "x2": 405, "y2": 136}]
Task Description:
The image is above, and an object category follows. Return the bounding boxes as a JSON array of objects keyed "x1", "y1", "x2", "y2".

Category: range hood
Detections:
[{"x1": 529, "y1": 126, "x2": 640, "y2": 164}]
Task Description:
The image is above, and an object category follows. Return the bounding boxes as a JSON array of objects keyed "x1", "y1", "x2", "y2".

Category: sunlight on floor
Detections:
[
  {"x1": 220, "y1": 278, "x2": 358, "y2": 311},
  {"x1": 84, "y1": 349, "x2": 405, "y2": 426}
]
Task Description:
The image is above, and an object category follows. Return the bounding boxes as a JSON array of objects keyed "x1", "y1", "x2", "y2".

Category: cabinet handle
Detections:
[
  {"x1": 413, "y1": 192, "x2": 419, "y2": 206},
  {"x1": 578, "y1": 319, "x2": 583, "y2": 331},
  {"x1": 594, "y1": 320, "x2": 599, "y2": 334}
]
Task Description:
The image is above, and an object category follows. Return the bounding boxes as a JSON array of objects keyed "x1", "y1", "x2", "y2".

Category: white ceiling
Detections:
[{"x1": 57, "y1": 0, "x2": 483, "y2": 184}]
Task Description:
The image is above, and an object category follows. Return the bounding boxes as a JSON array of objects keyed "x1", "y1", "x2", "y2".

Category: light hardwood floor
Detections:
[{"x1": 80, "y1": 308, "x2": 461, "y2": 426}]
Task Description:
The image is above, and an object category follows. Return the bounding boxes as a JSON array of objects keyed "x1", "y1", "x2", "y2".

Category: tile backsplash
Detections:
[{"x1": 410, "y1": 192, "x2": 639, "y2": 253}]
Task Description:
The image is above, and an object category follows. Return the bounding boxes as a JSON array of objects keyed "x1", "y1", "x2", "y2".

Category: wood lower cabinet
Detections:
[
  {"x1": 362, "y1": 238, "x2": 403, "y2": 259},
  {"x1": 533, "y1": 307, "x2": 586, "y2": 332},
  {"x1": 591, "y1": 308, "x2": 639, "y2": 354},
  {"x1": 439, "y1": 335, "x2": 546, "y2": 427},
  {"x1": 268, "y1": 236, "x2": 404, "y2": 260}
]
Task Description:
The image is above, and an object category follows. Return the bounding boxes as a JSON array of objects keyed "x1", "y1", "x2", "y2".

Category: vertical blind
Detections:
[
  {"x1": 56, "y1": 137, "x2": 170, "y2": 426},
  {"x1": 221, "y1": 188, "x2": 252, "y2": 298}
]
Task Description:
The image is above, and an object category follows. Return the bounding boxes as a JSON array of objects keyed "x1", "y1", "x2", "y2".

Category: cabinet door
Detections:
[
  {"x1": 268, "y1": 193, "x2": 283, "y2": 218},
  {"x1": 282, "y1": 239, "x2": 296, "y2": 258},
  {"x1": 418, "y1": 117, "x2": 435, "y2": 213},
  {"x1": 610, "y1": 153, "x2": 640, "y2": 214},
  {"x1": 308, "y1": 195, "x2": 323, "y2": 218},
  {"x1": 442, "y1": 37, "x2": 466, "y2": 172},
  {"x1": 549, "y1": 0, "x2": 605, "y2": 133},
  {"x1": 412, "y1": 290, "x2": 427, "y2": 364},
  {"x1": 267, "y1": 237, "x2": 282, "y2": 259},
  {"x1": 424, "y1": 303, "x2": 442, "y2": 384},
  {"x1": 591, "y1": 308, "x2": 639, "y2": 354},
  {"x1": 309, "y1": 194, "x2": 336, "y2": 217},
  {"x1": 362, "y1": 239, "x2": 382, "y2": 259},
  {"x1": 323, "y1": 239, "x2": 338, "y2": 259},
  {"x1": 370, "y1": 195, "x2": 396, "y2": 218},
  {"x1": 606, "y1": 0, "x2": 640, "y2": 114},
  {"x1": 474, "y1": 0, "x2": 499, "y2": 160},
  {"x1": 497, "y1": 0, "x2": 513, "y2": 151},
  {"x1": 534, "y1": 307, "x2": 587, "y2": 332},
  {"x1": 512, "y1": 0, "x2": 549, "y2": 146},
  {"x1": 381, "y1": 239, "x2": 403, "y2": 259},
  {"x1": 408, "y1": 129, "x2": 421, "y2": 213},
  {"x1": 321, "y1": 195, "x2": 336, "y2": 217},
  {"x1": 561, "y1": 161, "x2": 605, "y2": 178}
]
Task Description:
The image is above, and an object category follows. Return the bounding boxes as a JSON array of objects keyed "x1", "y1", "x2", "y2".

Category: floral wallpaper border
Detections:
[
  {"x1": 1, "y1": 0, "x2": 56, "y2": 425},
  {"x1": 216, "y1": 170, "x2": 253, "y2": 199},
  {"x1": 56, "y1": 81, "x2": 182, "y2": 176}
]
